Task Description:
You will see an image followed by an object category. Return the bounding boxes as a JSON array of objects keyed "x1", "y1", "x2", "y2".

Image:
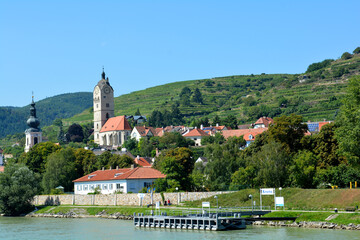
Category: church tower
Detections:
[
  {"x1": 93, "y1": 69, "x2": 115, "y2": 144},
  {"x1": 25, "y1": 96, "x2": 42, "y2": 152}
]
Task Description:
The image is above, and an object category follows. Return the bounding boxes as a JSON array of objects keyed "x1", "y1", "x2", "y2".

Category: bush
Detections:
[
  {"x1": 353, "y1": 47, "x2": 360, "y2": 54},
  {"x1": 341, "y1": 52, "x2": 352, "y2": 60},
  {"x1": 306, "y1": 59, "x2": 334, "y2": 73}
]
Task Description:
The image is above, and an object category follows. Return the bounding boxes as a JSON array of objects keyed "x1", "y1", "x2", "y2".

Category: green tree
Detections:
[
  {"x1": 0, "y1": 164, "x2": 40, "y2": 216},
  {"x1": 353, "y1": 47, "x2": 360, "y2": 54},
  {"x1": 341, "y1": 52, "x2": 352, "y2": 60},
  {"x1": 154, "y1": 147, "x2": 194, "y2": 191},
  {"x1": 42, "y1": 148, "x2": 77, "y2": 193},
  {"x1": 289, "y1": 150, "x2": 318, "y2": 188},
  {"x1": 108, "y1": 154, "x2": 134, "y2": 169},
  {"x1": 135, "y1": 108, "x2": 141, "y2": 116},
  {"x1": 223, "y1": 114, "x2": 238, "y2": 129},
  {"x1": 74, "y1": 148, "x2": 97, "y2": 176},
  {"x1": 20, "y1": 142, "x2": 61, "y2": 174},
  {"x1": 267, "y1": 114, "x2": 308, "y2": 154},
  {"x1": 335, "y1": 76, "x2": 360, "y2": 165},
  {"x1": 192, "y1": 88, "x2": 203, "y2": 104},
  {"x1": 212, "y1": 115, "x2": 221, "y2": 125},
  {"x1": 66, "y1": 123, "x2": 84, "y2": 142}
]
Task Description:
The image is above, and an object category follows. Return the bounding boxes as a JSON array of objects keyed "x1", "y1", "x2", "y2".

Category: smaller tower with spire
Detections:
[{"x1": 25, "y1": 95, "x2": 42, "y2": 152}]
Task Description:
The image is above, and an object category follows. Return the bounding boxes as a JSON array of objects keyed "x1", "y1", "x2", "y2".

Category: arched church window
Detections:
[
  {"x1": 34, "y1": 137, "x2": 38, "y2": 145},
  {"x1": 106, "y1": 113, "x2": 109, "y2": 119}
]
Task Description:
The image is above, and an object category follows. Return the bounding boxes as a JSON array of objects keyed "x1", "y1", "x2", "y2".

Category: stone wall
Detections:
[{"x1": 33, "y1": 191, "x2": 231, "y2": 206}]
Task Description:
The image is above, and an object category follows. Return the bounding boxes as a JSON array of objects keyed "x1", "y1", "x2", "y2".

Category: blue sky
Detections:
[{"x1": 1, "y1": 0, "x2": 359, "y2": 107}]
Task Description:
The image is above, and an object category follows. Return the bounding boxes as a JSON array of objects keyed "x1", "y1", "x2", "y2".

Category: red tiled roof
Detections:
[
  {"x1": 319, "y1": 121, "x2": 332, "y2": 131},
  {"x1": 154, "y1": 128, "x2": 164, "y2": 137},
  {"x1": 100, "y1": 116, "x2": 132, "y2": 133},
  {"x1": 73, "y1": 167, "x2": 166, "y2": 182},
  {"x1": 134, "y1": 157, "x2": 152, "y2": 167},
  {"x1": 134, "y1": 126, "x2": 155, "y2": 137},
  {"x1": 0, "y1": 166, "x2": 4, "y2": 172},
  {"x1": 222, "y1": 128, "x2": 267, "y2": 141},
  {"x1": 183, "y1": 128, "x2": 209, "y2": 137},
  {"x1": 254, "y1": 117, "x2": 274, "y2": 127}
]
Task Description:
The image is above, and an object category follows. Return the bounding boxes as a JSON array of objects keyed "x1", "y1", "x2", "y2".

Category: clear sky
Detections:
[{"x1": 1, "y1": 0, "x2": 359, "y2": 107}]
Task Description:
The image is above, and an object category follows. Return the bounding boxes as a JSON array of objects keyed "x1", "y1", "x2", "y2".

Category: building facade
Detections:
[{"x1": 73, "y1": 167, "x2": 166, "y2": 194}]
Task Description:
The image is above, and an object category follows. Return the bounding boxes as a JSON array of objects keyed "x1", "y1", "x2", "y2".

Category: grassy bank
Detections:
[
  {"x1": 182, "y1": 188, "x2": 360, "y2": 210},
  {"x1": 35, "y1": 205, "x2": 189, "y2": 217},
  {"x1": 264, "y1": 211, "x2": 360, "y2": 225}
]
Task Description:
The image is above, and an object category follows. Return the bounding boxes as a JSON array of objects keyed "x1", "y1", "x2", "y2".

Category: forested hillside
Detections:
[
  {"x1": 68, "y1": 51, "x2": 360, "y2": 125},
  {"x1": 0, "y1": 92, "x2": 92, "y2": 138}
]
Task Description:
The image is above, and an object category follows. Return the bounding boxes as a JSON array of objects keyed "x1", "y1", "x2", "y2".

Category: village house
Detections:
[
  {"x1": 183, "y1": 128, "x2": 209, "y2": 146},
  {"x1": 73, "y1": 166, "x2": 166, "y2": 194},
  {"x1": 134, "y1": 155, "x2": 153, "y2": 167},
  {"x1": 131, "y1": 126, "x2": 156, "y2": 141},
  {"x1": 253, "y1": 117, "x2": 274, "y2": 129},
  {"x1": 221, "y1": 128, "x2": 268, "y2": 148}
]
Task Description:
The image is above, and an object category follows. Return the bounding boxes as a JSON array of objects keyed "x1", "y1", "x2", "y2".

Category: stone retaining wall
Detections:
[{"x1": 33, "y1": 191, "x2": 231, "y2": 206}]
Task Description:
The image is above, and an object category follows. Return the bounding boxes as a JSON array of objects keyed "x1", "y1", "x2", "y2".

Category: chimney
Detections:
[
  {"x1": 216, "y1": 123, "x2": 219, "y2": 127},
  {"x1": 131, "y1": 164, "x2": 134, "y2": 169},
  {"x1": 195, "y1": 126, "x2": 197, "y2": 129},
  {"x1": 200, "y1": 124, "x2": 203, "y2": 130},
  {"x1": 116, "y1": 166, "x2": 119, "y2": 170},
  {"x1": 137, "y1": 155, "x2": 140, "y2": 160},
  {"x1": 110, "y1": 166, "x2": 112, "y2": 170},
  {"x1": 102, "y1": 167, "x2": 104, "y2": 171}
]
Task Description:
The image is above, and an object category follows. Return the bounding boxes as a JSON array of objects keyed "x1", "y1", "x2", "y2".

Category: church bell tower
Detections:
[
  {"x1": 93, "y1": 69, "x2": 115, "y2": 144},
  {"x1": 25, "y1": 96, "x2": 42, "y2": 152}
]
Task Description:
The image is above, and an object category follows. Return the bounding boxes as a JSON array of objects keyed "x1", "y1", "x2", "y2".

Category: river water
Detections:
[{"x1": 0, "y1": 217, "x2": 359, "y2": 240}]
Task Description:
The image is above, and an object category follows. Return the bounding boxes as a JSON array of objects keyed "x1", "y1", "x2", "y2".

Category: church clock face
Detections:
[{"x1": 103, "y1": 86, "x2": 110, "y2": 94}]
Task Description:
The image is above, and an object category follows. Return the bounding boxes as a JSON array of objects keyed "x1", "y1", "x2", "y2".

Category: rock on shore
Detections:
[
  {"x1": 27, "y1": 211, "x2": 133, "y2": 220},
  {"x1": 252, "y1": 220, "x2": 360, "y2": 230}
]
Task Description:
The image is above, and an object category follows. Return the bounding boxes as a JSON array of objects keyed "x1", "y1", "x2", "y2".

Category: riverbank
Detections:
[{"x1": 27, "y1": 206, "x2": 360, "y2": 230}]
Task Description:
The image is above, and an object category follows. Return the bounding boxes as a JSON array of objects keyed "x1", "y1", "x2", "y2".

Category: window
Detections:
[
  {"x1": 90, "y1": 185, "x2": 95, "y2": 190},
  {"x1": 97, "y1": 184, "x2": 101, "y2": 189},
  {"x1": 116, "y1": 184, "x2": 121, "y2": 190},
  {"x1": 106, "y1": 103, "x2": 109, "y2": 107},
  {"x1": 77, "y1": 185, "x2": 81, "y2": 191},
  {"x1": 103, "y1": 96, "x2": 106, "y2": 98},
  {"x1": 84, "y1": 185, "x2": 88, "y2": 191},
  {"x1": 103, "y1": 184, "x2": 108, "y2": 190},
  {"x1": 109, "y1": 184, "x2": 113, "y2": 190}
]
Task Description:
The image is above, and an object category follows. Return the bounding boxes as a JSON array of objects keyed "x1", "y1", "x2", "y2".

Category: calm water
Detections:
[{"x1": 0, "y1": 217, "x2": 359, "y2": 240}]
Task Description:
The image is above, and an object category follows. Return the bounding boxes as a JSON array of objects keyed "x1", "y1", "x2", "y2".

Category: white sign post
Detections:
[
  {"x1": 260, "y1": 188, "x2": 276, "y2": 210},
  {"x1": 275, "y1": 197, "x2": 284, "y2": 210},
  {"x1": 202, "y1": 201, "x2": 210, "y2": 214}
]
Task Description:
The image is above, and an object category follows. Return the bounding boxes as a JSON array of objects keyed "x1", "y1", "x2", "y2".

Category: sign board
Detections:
[
  {"x1": 275, "y1": 197, "x2": 284, "y2": 207},
  {"x1": 260, "y1": 188, "x2": 275, "y2": 195},
  {"x1": 202, "y1": 202, "x2": 210, "y2": 208},
  {"x1": 156, "y1": 201, "x2": 160, "y2": 209},
  {"x1": 137, "y1": 193, "x2": 146, "y2": 199}
]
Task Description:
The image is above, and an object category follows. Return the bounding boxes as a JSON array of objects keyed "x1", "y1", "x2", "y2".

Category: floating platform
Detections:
[{"x1": 134, "y1": 208, "x2": 271, "y2": 231}]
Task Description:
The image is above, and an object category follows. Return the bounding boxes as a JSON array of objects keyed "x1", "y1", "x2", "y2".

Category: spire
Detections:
[
  {"x1": 26, "y1": 95, "x2": 40, "y2": 130},
  {"x1": 101, "y1": 67, "x2": 106, "y2": 80}
]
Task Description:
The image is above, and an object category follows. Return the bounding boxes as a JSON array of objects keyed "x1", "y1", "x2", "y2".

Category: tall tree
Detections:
[
  {"x1": 192, "y1": 88, "x2": 203, "y2": 104},
  {"x1": 42, "y1": 148, "x2": 77, "y2": 193},
  {"x1": 335, "y1": 75, "x2": 360, "y2": 165},
  {"x1": 0, "y1": 164, "x2": 40, "y2": 216},
  {"x1": 267, "y1": 114, "x2": 308, "y2": 154}
]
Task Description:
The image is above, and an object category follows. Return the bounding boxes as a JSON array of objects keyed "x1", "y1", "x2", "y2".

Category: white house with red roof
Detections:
[
  {"x1": 183, "y1": 128, "x2": 209, "y2": 146},
  {"x1": 222, "y1": 128, "x2": 267, "y2": 147},
  {"x1": 254, "y1": 117, "x2": 274, "y2": 129},
  {"x1": 73, "y1": 167, "x2": 166, "y2": 194},
  {"x1": 131, "y1": 126, "x2": 156, "y2": 141}
]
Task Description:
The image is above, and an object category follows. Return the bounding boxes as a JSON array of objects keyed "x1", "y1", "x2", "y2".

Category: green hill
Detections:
[
  {"x1": 67, "y1": 53, "x2": 360, "y2": 125},
  {"x1": 0, "y1": 92, "x2": 92, "y2": 138}
]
